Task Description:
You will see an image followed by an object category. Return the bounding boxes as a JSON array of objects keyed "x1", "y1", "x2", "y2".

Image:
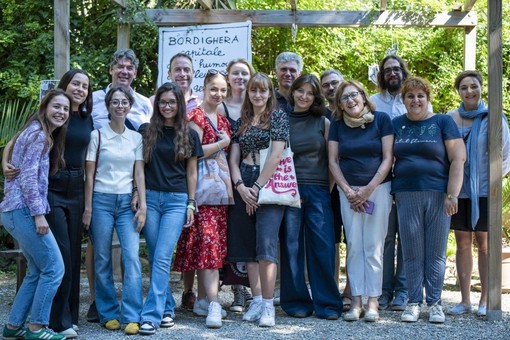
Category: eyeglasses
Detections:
[
  {"x1": 158, "y1": 100, "x2": 178, "y2": 108},
  {"x1": 110, "y1": 99, "x2": 130, "y2": 107},
  {"x1": 207, "y1": 69, "x2": 228, "y2": 77},
  {"x1": 383, "y1": 66, "x2": 403, "y2": 75},
  {"x1": 321, "y1": 80, "x2": 341, "y2": 89},
  {"x1": 340, "y1": 91, "x2": 360, "y2": 102}
]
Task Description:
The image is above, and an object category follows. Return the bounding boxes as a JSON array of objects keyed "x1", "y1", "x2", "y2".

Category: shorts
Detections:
[{"x1": 451, "y1": 197, "x2": 488, "y2": 232}]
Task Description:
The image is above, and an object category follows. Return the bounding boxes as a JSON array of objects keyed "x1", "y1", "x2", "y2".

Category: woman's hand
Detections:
[
  {"x1": 217, "y1": 131, "x2": 231, "y2": 148},
  {"x1": 444, "y1": 196, "x2": 458, "y2": 217},
  {"x1": 344, "y1": 187, "x2": 359, "y2": 205},
  {"x1": 34, "y1": 215, "x2": 49, "y2": 235},
  {"x1": 82, "y1": 209, "x2": 92, "y2": 230},
  {"x1": 184, "y1": 207, "x2": 195, "y2": 228},
  {"x1": 2, "y1": 163, "x2": 20, "y2": 180},
  {"x1": 237, "y1": 184, "x2": 258, "y2": 208},
  {"x1": 133, "y1": 207, "x2": 146, "y2": 232},
  {"x1": 131, "y1": 192, "x2": 139, "y2": 212}
]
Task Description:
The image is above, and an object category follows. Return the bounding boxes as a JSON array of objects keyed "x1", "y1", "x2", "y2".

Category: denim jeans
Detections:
[
  {"x1": 280, "y1": 184, "x2": 343, "y2": 319},
  {"x1": 2, "y1": 208, "x2": 64, "y2": 326},
  {"x1": 141, "y1": 190, "x2": 187, "y2": 326},
  {"x1": 381, "y1": 203, "x2": 407, "y2": 300},
  {"x1": 90, "y1": 192, "x2": 142, "y2": 324}
]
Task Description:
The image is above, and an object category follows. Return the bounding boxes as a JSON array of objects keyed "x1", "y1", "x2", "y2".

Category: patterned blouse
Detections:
[{"x1": 233, "y1": 110, "x2": 289, "y2": 162}]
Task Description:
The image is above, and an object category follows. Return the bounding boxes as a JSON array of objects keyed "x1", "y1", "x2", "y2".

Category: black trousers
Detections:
[{"x1": 48, "y1": 168, "x2": 84, "y2": 331}]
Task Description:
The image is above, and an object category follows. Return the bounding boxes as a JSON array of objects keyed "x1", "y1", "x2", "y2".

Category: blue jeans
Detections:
[
  {"x1": 280, "y1": 184, "x2": 343, "y2": 318},
  {"x1": 381, "y1": 203, "x2": 407, "y2": 300},
  {"x1": 90, "y1": 192, "x2": 142, "y2": 324},
  {"x1": 141, "y1": 190, "x2": 187, "y2": 326},
  {"x1": 2, "y1": 208, "x2": 64, "y2": 326}
]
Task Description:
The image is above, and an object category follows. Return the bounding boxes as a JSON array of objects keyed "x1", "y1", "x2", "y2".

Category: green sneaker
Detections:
[
  {"x1": 2, "y1": 325, "x2": 26, "y2": 340},
  {"x1": 25, "y1": 327, "x2": 66, "y2": 340}
]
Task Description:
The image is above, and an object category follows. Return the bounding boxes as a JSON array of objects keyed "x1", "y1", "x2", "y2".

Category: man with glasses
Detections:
[
  {"x1": 320, "y1": 69, "x2": 344, "y2": 113},
  {"x1": 92, "y1": 48, "x2": 153, "y2": 130}
]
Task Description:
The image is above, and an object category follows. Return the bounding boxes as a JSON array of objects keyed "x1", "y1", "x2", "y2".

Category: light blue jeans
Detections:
[
  {"x1": 141, "y1": 190, "x2": 187, "y2": 326},
  {"x1": 90, "y1": 192, "x2": 142, "y2": 324},
  {"x1": 2, "y1": 208, "x2": 64, "y2": 326}
]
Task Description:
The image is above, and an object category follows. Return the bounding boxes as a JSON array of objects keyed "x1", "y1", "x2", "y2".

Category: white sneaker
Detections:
[
  {"x1": 401, "y1": 303, "x2": 420, "y2": 322},
  {"x1": 59, "y1": 327, "x2": 78, "y2": 339},
  {"x1": 243, "y1": 299, "x2": 263, "y2": 322},
  {"x1": 258, "y1": 304, "x2": 275, "y2": 327},
  {"x1": 193, "y1": 298, "x2": 227, "y2": 318},
  {"x1": 206, "y1": 301, "x2": 223, "y2": 328},
  {"x1": 429, "y1": 304, "x2": 445, "y2": 323}
]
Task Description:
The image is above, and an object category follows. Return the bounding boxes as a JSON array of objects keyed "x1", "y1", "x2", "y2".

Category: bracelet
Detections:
[
  {"x1": 235, "y1": 179, "x2": 244, "y2": 190},
  {"x1": 254, "y1": 181, "x2": 263, "y2": 190},
  {"x1": 187, "y1": 198, "x2": 197, "y2": 204},
  {"x1": 132, "y1": 186, "x2": 138, "y2": 194},
  {"x1": 187, "y1": 204, "x2": 196, "y2": 211}
]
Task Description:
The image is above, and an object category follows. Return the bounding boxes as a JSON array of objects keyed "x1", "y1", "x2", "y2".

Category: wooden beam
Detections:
[
  {"x1": 380, "y1": 0, "x2": 387, "y2": 11},
  {"x1": 117, "y1": 23, "x2": 130, "y2": 49},
  {"x1": 198, "y1": 0, "x2": 213, "y2": 10},
  {"x1": 464, "y1": 0, "x2": 477, "y2": 11},
  {"x1": 139, "y1": 9, "x2": 477, "y2": 28},
  {"x1": 463, "y1": 26, "x2": 476, "y2": 70},
  {"x1": 54, "y1": 0, "x2": 69, "y2": 79},
  {"x1": 487, "y1": 0, "x2": 503, "y2": 321}
]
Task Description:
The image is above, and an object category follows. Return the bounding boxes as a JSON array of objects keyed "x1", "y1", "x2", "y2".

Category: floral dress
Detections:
[{"x1": 174, "y1": 107, "x2": 232, "y2": 271}]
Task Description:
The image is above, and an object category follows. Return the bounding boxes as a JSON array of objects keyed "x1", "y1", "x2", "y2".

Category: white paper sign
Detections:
[{"x1": 158, "y1": 21, "x2": 252, "y2": 94}]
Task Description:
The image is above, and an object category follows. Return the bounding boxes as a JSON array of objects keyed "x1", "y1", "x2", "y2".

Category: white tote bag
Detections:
[{"x1": 258, "y1": 140, "x2": 301, "y2": 208}]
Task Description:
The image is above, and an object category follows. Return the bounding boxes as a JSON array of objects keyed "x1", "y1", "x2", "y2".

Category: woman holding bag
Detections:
[
  {"x1": 228, "y1": 72, "x2": 289, "y2": 327},
  {"x1": 173, "y1": 69, "x2": 232, "y2": 328},
  {"x1": 279, "y1": 74, "x2": 343, "y2": 321}
]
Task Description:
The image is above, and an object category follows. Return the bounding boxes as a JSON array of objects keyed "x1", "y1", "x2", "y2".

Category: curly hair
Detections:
[
  {"x1": 376, "y1": 55, "x2": 410, "y2": 92},
  {"x1": 143, "y1": 82, "x2": 193, "y2": 163},
  {"x1": 238, "y1": 72, "x2": 276, "y2": 136}
]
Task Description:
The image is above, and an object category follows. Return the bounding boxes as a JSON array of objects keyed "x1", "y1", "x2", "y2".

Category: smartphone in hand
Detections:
[{"x1": 365, "y1": 200, "x2": 375, "y2": 215}]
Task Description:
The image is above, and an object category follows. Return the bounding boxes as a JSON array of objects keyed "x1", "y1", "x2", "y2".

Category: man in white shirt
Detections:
[
  {"x1": 370, "y1": 55, "x2": 411, "y2": 312},
  {"x1": 91, "y1": 49, "x2": 153, "y2": 130}
]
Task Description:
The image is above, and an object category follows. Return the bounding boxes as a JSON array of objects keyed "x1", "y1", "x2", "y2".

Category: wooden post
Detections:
[
  {"x1": 117, "y1": 24, "x2": 131, "y2": 49},
  {"x1": 463, "y1": 26, "x2": 476, "y2": 70},
  {"x1": 54, "y1": 0, "x2": 70, "y2": 79},
  {"x1": 487, "y1": 0, "x2": 503, "y2": 321}
]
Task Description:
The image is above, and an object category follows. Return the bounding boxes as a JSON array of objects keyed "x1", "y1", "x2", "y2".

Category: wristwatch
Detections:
[{"x1": 447, "y1": 194, "x2": 458, "y2": 200}]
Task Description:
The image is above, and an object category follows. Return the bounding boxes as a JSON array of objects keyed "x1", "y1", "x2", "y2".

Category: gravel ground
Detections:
[{"x1": 1, "y1": 262, "x2": 509, "y2": 339}]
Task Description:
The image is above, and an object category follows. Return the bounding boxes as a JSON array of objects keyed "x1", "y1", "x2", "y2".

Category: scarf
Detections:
[
  {"x1": 342, "y1": 106, "x2": 374, "y2": 129},
  {"x1": 458, "y1": 100, "x2": 488, "y2": 229}
]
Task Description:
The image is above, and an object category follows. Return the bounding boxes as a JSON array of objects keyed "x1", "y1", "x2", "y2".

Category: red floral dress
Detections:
[{"x1": 173, "y1": 107, "x2": 232, "y2": 271}]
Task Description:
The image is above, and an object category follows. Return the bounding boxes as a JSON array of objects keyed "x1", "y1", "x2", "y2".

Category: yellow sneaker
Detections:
[
  {"x1": 104, "y1": 319, "x2": 120, "y2": 330},
  {"x1": 124, "y1": 322, "x2": 140, "y2": 335}
]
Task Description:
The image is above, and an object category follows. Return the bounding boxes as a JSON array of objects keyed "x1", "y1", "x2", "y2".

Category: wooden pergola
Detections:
[{"x1": 53, "y1": 0, "x2": 504, "y2": 320}]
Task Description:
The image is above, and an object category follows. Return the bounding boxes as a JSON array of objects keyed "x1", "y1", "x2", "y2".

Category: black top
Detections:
[
  {"x1": 275, "y1": 90, "x2": 292, "y2": 114},
  {"x1": 139, "y1": 124, "x2": 203, "y2": 193},
  {"x1": 63, "y1": 112, "x2": 94, "y2": 168},
  {"x1": 232, "y1": 110, "x2": 289, "y2": 161},
  {"x1": 289, "y1": 110, "x2": 329, "y2": 186}
]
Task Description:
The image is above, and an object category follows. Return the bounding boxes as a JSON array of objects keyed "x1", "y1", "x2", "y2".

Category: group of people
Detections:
[{"x1": 1, "y1": 47, "x2": 508, "y2": 339}]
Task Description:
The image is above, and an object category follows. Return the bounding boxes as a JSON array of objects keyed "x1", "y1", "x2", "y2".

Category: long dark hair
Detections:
[
  {"x1": 238, "y1": 72, "x2": 276, "y2": 136},
  {"x1": 143, "y1": 82, "x2": 192, "y2": 163},
  {"x1": 289, "y1": 74, "x2": 326, "y2": 117},
  {"x1": 9, "y1": 89, "x2": 71, "y2": 175},
  {"x1": 377, "y1": 55, "x2": 410, "y2": 92},
  {"x1": 57, "y1": 69, "x2": 93, "y2": 118}
]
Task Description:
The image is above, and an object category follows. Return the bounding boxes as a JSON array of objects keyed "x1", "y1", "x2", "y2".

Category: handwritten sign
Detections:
[{"x1": 158, "y1": 21, "x2": 252, "y2": 94}]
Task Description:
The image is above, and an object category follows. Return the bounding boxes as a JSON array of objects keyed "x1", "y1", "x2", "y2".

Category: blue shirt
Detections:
[
  {"x1": 328, "y1": 111, "x2": 394, "y2": 186},
  {"x1": 392, "y1": 114, "x2": 461, "y2": 193}
]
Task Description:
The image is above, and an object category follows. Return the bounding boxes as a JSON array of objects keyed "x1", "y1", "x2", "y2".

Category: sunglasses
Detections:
[{"x1": 206, "y1": 69, "x2": 228, "y2": 77}]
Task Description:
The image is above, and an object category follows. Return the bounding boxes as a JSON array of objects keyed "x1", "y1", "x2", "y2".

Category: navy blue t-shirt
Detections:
[
  {"x1": 392, "y1": 114, "x2": 461, "y2": 193},
  {"x1": 328, "y1": 111, "x2": 394, "y2": 186}
]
